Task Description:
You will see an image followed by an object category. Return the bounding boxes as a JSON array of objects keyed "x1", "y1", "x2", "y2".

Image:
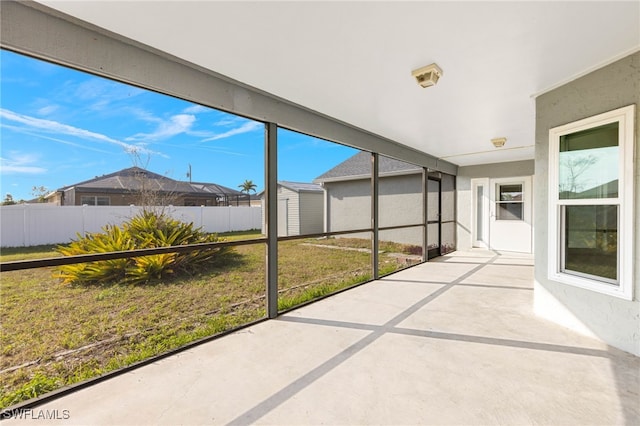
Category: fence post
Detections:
[
  {"x1": 22, "y1": 204, "x2": 27, "y2": 247},
  {"x1": 82, "y1": 204, "x2": 87, "y2": 236}
]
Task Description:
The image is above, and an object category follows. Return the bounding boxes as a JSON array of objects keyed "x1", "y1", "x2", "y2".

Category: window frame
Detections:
[
  {"x1": 548, "y1": 105, "x2": 635, "y2": 300},
  {"x1": 80, "y1": 196, "x2": 111, "y2": 206},
  {"x1": 495, "y1": 183, "x2": 524, "y2": 221}
]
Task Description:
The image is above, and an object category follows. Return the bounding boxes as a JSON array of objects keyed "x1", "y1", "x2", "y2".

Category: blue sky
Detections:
[{"x1": 0, "y1": 50, "x2": 357, "y2": 201}]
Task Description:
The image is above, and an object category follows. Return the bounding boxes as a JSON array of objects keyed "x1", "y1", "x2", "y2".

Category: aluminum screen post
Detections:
[
  {"x1": 371, "y1": 152, "x2": 379, "y2": 280},
  {"x1": 265, "y1": 122, "x2": 278, "y2": 319},
  {"x1": 422, "y1": 168, "x2": 429, "y2": 262}
]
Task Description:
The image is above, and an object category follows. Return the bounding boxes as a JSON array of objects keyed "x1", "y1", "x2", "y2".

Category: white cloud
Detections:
[
  {"x1": 124, "y1": 107, "x2": 163, "y2": 124},
  {"x1": 0, "y1": 153, "x2": 47, "y2": 175},
  {"x1": 183, "y1": 105, "x2": 210, "y2": 114},
  {"x1": 9, "y1": 129, "x2": 113, "y2": 154},
  {"x1": 45, "y1": 78, "x2": 145, "y2": 113},
  {"x1": 74, "y1": 79, "x2": 107, "y2": 100},
  {"x1": 214, "y1": 117, "x2": 244, "y2": 127},
  {"x1": 36, "y1": 104, "x2": 60, "y2": 116},
  {"x1": 187, "y1": 130, "x2": 217, "y2": 138},
  {"x1": 0, "y1": 108, "x2": 152, "y2": 155},
  {"x1": 155, "y1": 141, "x2": 246, "y2": 157},
  {"x1": 73, "y1": 79, "x2": 144, "y2": 107},
  {"x1": 201, "y1": 121, "x2": 262, "y2": 142},
  {"x1": 126, "y1": 114, "x2": 196, "y2": 142},
  {"x1": 0, "y1": 165, "x2": 46, "y2": 174}
]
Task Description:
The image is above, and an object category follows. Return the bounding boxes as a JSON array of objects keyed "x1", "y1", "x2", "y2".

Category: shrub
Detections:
[{"x1": 54, "y1": 211, "x2": 229, "y2": 284}]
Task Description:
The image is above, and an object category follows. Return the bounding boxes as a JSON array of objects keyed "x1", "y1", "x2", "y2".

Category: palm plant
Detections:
[{"x1": 238, "y1": 179, "x2": 257, "y2": 194}]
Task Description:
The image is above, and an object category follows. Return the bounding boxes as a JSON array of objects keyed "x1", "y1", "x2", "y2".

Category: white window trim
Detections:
[
  {"x1": 495, "y1": 182, "x2": 525, "y2": 221},
  {"x1": 548, "y1": 105, "x2": 635, "y2": 300}
]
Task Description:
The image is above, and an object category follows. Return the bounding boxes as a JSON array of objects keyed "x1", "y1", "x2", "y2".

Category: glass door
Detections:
[{"x1": 471, "y1": 178, "x2": 489, "y2": 248}]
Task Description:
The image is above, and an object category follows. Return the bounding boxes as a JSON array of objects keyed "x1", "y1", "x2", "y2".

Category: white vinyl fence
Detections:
[{"x1": 0, "y1": 204, "x2": 263, "y2": 247}]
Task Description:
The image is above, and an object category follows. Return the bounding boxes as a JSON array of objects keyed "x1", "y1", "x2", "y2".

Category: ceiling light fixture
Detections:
[
  {"x1": 491, "y1": 137, "x2": 507, "y2": 148},
  {"x1": 411, "y1": 63, "x2": 443, "y2": 88}
]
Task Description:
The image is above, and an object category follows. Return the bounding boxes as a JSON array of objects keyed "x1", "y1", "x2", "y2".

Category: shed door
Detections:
[{"x1": 277, "y1": 198, "x2": 288, "y2": 237}]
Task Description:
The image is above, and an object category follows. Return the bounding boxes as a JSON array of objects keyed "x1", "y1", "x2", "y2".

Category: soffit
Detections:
[{"x1": 36, "y1": 1, "x2": 640, "y2": 166}]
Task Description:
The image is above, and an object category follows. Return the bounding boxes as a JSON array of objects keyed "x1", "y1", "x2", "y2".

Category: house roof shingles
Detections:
[
  {"x1": 279, "y1": 181, "x2": 323, "y2": 193},
  {"x1": 314, "y1": 151, "x2": 421, "y2": 183},
  {"x1": 257, "y1": 181, "x2": 323, "y2": 198},
  {"x1": 57, "y1": 167, "x2": 243, "y2": 196}
]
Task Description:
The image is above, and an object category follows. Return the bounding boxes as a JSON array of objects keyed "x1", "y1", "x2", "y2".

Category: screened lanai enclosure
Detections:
[
  {"x1": 1, "y1": 0, "x2": 638, "y2": 420},
  {"x1": 0, "y1": 4, "x2": 456, "y2": 407}
]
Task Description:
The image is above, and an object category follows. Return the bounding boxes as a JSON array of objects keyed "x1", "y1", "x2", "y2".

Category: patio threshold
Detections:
[{"x1": 3, "y1": 250, "x2": 638, "y2": 425}]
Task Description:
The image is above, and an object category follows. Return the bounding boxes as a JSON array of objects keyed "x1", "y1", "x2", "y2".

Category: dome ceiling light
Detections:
[
  {"x1": 411, "y1": 63, "x2": 443, "y2": 88},
  {"x1": 491, "y1": 137, "x2": 507, "y2": 148}
]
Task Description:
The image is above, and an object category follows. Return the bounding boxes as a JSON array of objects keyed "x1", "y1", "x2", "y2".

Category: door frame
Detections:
[
  {"x1": 277, "y1": 198, "x2": 289, "y2": 237},
  {"x1": 489, "y1": 176, "x2": 533, "y2": 253},
  {"x1": 471, "y1": 176, "x2": 533, "y2": 253},
  {"x1": 427, "y1": 176, "x2": 441, "y2": 259}
]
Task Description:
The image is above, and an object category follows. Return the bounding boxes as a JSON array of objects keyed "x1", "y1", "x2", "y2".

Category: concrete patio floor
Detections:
[{"x1": 6, "y1": 250, "x2": 639, "y2": 425}]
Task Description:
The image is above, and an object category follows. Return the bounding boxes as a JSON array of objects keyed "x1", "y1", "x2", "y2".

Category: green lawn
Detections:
[
  {"x1": 0, "y1": 234, "x2": 418, "y2": 408},
  {"x1": 0, "y1": 245, "x2": 61, "y2": 262}
]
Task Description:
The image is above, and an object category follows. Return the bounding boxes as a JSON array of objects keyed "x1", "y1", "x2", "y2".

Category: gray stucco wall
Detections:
[
  {"x1": 324, "y1": 180, "x2": 371, "y2": 233},
  {"x1": 456, "y1": 160, "x2": 535, "y2": 250},
  {"x1": 324, "y1": 173, "x2": 424, "y2": 245},
  {"x1": 379, "y1": 174, "x2": 423, "y2": 246},
  {"x1": 379, "y1": 174, "x2": 422, "y2": 228},
  {"x1": 534, "y1": 52, "x2": 639, "y2": 356}
]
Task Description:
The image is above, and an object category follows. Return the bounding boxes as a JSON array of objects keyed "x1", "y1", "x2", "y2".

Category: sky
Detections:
[{"x1": 0, "y1": 50, "x2": 357, "y2": 202}]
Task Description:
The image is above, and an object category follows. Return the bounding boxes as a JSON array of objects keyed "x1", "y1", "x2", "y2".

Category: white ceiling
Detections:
[{"x1": 38, "y1": 1, "x2": 640, "y2": 166}]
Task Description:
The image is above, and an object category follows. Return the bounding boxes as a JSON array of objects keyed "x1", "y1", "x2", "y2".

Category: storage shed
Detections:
[{"x1": 262, "y1": 181, "x2": 324, "y2": 236}]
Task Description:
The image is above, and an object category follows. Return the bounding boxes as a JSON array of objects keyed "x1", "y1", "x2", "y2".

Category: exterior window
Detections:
[
  {"x1": 496, "y1": 184, "x2": 523, "y2": 220},
  {"x1": 548, "y1": 105, "x2": 634, "y2": 299},
  {"x1": 562, "y1": 205, "x2": 617, "y2": 282},
  {"x1": 81, "y1": 196, "x2": 110, "y2": 206}
]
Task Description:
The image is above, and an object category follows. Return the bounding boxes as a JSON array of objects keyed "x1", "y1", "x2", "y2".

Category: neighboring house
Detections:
[
  {"x1": 261, "y1": 181, "x2": 324, "y2": 237},
  {"x1": 45, "y1": 167, "x2": 250, "y2": 207},
  {"x1": 314, "y1": 152, "x2": 456, "y2": 256},
  {"x1": 249, "y1": 194, "x2": 262, "y2": 207}
]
